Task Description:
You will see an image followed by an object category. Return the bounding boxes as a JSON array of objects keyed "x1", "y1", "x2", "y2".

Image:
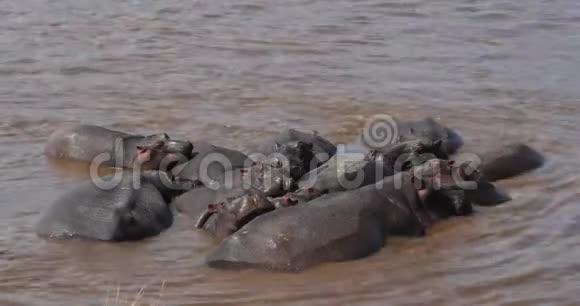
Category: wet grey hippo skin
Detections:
[
  {"x1": 361, "y1": 117, "x2": 463, "y2": 156},
  {"x1": 205, "y1": 172, "x2": 438, "y2": 272},
  {"x1": 45, "y1": 125, "x2": 193, "y2": 170},
  {"x1": 171, "y1": 142, "x2": 252, "y2": 185},
  {"x1": 297, "y1": 153, "x2": 393, "y2": 196},
  {"x1": 474, "y1": 143, "x2": 544, "y2": 182},
  {"x1": 270, "y1": 187, "x2": 326, "y2": 208},
  {"x1": 252, "y1": 128, "x2": 337, "y2": 168},
  {"x1": 257, "y1": 141, "x2": 315, "y2": 180},
  {"x1": 446, "y1": 143, "x2": 544, "y2": 206},
  {"x1": 172, "y1": 141, "x2": 310, "y2": 189},
  {"x1": 36, "y1": 171, "x2": 193, "y2": 241},
  {"x1": 173, "y1": 161, "x2": 297, "y2": 220},
  {"x1": 411, "y1": 156, "x2": 511, "y2": 207},
  {"x1": 366, "y1": 138, "x2": 449, "y2": 169},
  {"x1": 295, "y1": 137, "x2": 452, "y2": 199}
]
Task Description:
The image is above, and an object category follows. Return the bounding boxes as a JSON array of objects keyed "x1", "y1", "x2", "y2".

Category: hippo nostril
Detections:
[{"x1": 448, "y1": 160, "x2": 455, "y2": 166}]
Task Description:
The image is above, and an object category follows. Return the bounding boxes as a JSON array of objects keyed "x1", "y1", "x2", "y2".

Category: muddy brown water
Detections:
[{"x1": 1, "y1": 0, "x2": 580, "y2": 305}]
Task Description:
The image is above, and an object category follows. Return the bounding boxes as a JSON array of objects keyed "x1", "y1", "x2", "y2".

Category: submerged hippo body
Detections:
[
  {"x1": 45, "y1": 125, "x2": 193, "y2": 170},
  {"x1": 36, "y1": 171, "x2": 191, "y2": 241},
  {"x1": 252, "y1": 129, "x2": 337, "y2": 167},
  {"x1": 206, "y1": 173, "x2": 430, "y2": 272},
  {"x1": 476, "y1": 143, "x2": 544, "y2": 182}
]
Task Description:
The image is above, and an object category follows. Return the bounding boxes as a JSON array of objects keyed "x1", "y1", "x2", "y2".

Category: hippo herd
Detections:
[{"x1": 37, "y1": 117, "x2": 545, "y2": 272}]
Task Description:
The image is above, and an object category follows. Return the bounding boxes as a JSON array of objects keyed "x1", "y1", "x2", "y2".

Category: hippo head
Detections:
[
  {"x1": 268, "y1": 141, "x2": 315, "y2": 179},
  {"x1": 195, "y1": 189, "x2": 275, "y2": 237},
  {"x1": 366, "y1": 138, "x2": 447, "y2": 173},
  {"x1": 136, "y1": 133, "x2": 194, "y2": 171},
  {"x1": 241, "y1": 163, "x2": 297, "y2": 197},
  {"x1": 409, "y1": 158, "x2": 459, "y2": 190},
  {"x1": 408, "y1": 159, "x2": 476, "y2": 217}
]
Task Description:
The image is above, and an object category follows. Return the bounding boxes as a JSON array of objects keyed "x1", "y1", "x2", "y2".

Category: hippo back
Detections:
[
  {"x1": 206, "y1": 191, "x2": 387, "y2": 271},
  {"x1": 172, "y1": 142, "x2": 251, "y2": 184},
  {"x1": 36, "y1": 174, "x2": 173, "y2": 241},
  {"x1": 45, "y1": 125, "x2": 129, "y2": 164},
  {"x1": 206, "y1": 174, "x2": 426, "y2": 271}
]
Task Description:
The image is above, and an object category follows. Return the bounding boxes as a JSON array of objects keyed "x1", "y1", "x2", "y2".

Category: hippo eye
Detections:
[{"x1": 154, "y1": 141, "x2": 165, "y2": 149}]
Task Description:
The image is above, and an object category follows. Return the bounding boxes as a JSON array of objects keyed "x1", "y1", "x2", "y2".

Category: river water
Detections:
[{"x1": 1, "y1": 0, "x2": 579, "y2": 305}]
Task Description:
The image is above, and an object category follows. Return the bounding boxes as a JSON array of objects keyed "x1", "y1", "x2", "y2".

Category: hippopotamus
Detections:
[
  {"x1": 251, "y1": 129, "x2": 337, "y2": 168},
  {"x1": 45, "y1": 125, "x2": 193, "y2": 171},
  {"x1": 296, "y1": 152, "x2": 392, "y2": 196},
  {"x1": 173, "y1": 162, "x2": 297, "y2": 222},
  {"x1": 173, "y1": 140, "x2": 313, "y2": 189},
  {"x1": 194, "y1": 188, "x2": 276, "y2": 240},
  {"x1": 360, "y1": 117, "x2": 463, "y2": 156},
  {"x1": 444, "y1": 142, "x2": 544, "y2": 206},
  {"x1": 474, "y1": 143, "x2": 544, "y2": 182},
  {"x1": 254, "y1": 141, "x2": 315, "y2": 180},
  {"x1": 171, "y1": 142, "x2": 252, "y2": 185},
  {"x1": 365, "y1": 138, "x2": 449, "y2": 172},
  {"x1": 205, "y1": 163, "x2": 464, "y2": 272},
  {"x1": 294, "y1": 136, "x2": 452, "y2": 200},
  {"x1": 36, "y1": 171, "x2": 193, "y2": 241}
]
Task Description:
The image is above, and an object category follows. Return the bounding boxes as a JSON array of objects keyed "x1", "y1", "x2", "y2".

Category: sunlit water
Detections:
[{"x1": 1, "y1": 0, "x2": 579, "y2": 305}]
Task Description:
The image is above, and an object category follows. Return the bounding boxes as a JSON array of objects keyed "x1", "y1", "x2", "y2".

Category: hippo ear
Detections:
[
  {"x1": 273, "y1": 142, "x2": 280, "y2": 151},
  {"x1": 162, "y1": 133, "x2": 169, "y2": 140}
]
